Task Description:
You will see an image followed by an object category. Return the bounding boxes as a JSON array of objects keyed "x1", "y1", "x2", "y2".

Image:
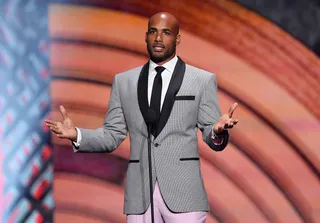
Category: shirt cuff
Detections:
[
  {"x1": 72, "y1": 127, "x2": 82, "y2": 147},
  {"x1": 211, "y1": 128, "x2": 225, "y2": 145}
]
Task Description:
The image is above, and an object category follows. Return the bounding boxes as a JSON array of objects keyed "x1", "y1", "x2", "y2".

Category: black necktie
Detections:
[{"x1": 150, "y1": 66, "x2": 165, "y2": 135}]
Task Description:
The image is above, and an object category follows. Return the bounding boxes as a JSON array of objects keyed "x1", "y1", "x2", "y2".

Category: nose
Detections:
[{"x1": 156, "y1": 33, "x2": 162, "y2": 42}]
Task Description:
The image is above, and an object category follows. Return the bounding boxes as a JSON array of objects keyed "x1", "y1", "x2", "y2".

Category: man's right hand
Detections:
[{"x1": 45, "y1": 105, "x2": 77, "y2": 141}]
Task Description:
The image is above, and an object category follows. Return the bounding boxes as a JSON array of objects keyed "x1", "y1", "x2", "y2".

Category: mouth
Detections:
[{"x1": 153, "y1": 44, "x2": 165, "y2": 52}]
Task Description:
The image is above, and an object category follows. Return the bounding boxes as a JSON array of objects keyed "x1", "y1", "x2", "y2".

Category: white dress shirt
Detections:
[
  {"x1": 73, "y1": 56, "x2": 178, "y2": 146},
  {"x1": 148, "y1": 55, "x2": 178, "y2": 109}
]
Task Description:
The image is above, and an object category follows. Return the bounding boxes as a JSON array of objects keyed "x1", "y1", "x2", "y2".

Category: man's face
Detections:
[{"x1": 145, "y1": 15, "x2": 180, "y2": 64}]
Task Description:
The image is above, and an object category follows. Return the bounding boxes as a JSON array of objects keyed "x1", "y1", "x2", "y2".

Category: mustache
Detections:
[{"x1": 153, "y1": 43, "x2": 165, "y2": 48}]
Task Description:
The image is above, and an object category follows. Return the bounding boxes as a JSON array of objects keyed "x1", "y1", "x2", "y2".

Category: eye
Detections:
[
  {"x1": 149, "y1": 30, "x2": 156, "y2": 34},
  {"x1": 164, "y1": 31, "x2": 171, "y2": 35}
]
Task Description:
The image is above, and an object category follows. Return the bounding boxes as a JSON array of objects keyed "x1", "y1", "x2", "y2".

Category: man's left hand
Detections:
[{"x1": 213, "y1": 102, "x2": 239, "y2": 134}]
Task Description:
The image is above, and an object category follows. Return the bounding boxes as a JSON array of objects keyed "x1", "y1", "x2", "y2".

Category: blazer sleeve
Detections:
[
  {"x1": 197, "y1": 74, "x2": 229, "y2": 151},
  {"x1": 73, "y1": 75, "x2": 128, "y2": 153}
]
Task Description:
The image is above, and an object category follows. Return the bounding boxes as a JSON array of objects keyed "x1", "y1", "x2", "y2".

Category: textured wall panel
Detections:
[{"x1": 0, "y1": 0, "x2": 53, "y2": 222}]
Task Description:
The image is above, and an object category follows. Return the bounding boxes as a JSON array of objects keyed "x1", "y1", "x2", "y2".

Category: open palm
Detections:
[{"x1": 45, "y1": 105, "x2": 77, "y2": 141}]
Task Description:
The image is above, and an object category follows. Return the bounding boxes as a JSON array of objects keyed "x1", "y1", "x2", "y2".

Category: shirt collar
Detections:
[{"x1": 149, "y1": 55, "x2": 178, "y2": 74}]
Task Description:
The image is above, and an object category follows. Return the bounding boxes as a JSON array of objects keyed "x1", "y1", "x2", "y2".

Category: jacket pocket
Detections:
[
  {"x1": 175, "y1": 95, "x2": 195, "y2": 100},
  {"x1": 129, "y1": 160, "x2": 139, "y2": 163},
  {"x1": 180, "y1": 157, "x2": 199, "y2": 161}
]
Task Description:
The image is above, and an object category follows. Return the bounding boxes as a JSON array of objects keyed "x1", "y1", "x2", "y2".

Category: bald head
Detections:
[
  {"x1": 145, "y1": 12, "x2": 181, "y2": 64},
  {"x1": 148, "y1": 12, "x2": 180, "y2": 35}
]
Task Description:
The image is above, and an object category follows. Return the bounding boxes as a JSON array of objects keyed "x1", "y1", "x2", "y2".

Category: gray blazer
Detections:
[{"x1": 75, "y1": 57, "x2": 229, "y2": 214}]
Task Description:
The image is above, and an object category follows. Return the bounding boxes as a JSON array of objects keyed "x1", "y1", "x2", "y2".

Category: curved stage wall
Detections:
[{"x1": 49, "y1": 1, "x2": 320, "y2": 222}]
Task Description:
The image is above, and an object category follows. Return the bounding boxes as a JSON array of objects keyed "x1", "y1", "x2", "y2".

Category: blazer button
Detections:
[{"x1": 154, "y1": 143, "x2": 160, "y2": 147}]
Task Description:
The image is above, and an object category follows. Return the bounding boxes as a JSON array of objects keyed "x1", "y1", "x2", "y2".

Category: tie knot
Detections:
[{"x1": 155, "y1": 66, "x2": 165, "y2": 74}]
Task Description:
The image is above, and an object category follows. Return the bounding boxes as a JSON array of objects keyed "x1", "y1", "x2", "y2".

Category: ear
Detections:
[
  {"x1": 175, "y1": 34, "x2": 181, "y2": 46},
  {"x1": 145, "y1": 32, "x2": 148, "y2": 43}
]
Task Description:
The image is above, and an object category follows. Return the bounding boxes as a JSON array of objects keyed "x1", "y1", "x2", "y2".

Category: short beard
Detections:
[
  {"x1": 150, "y1": 54, "x2": 167, "y2": 63},
  {"x1": 148, "y1": 48, "x2": 176, "y2": 64}
]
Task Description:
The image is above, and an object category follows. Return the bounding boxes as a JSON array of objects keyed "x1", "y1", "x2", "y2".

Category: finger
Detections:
[
  {"x1": 214, "y1": 123, "x2": 224, "y2": 133},
  {"x1": 44, "y1": 119, "x2": 58, "y2": 125},
  {"x1": 223, "y1": 122, "x2": 234, "y2": 129},
  {"x1": 45, "y1": 123, "x2": 56, "y2": 129},
  {"x1": 228, "y1": 102, "x2": 238, "y2": 118},
  {"x1": 225, "y1": 119, "x2": 233, "y2": 126},
  {"x1": 50, "y1": 126, "x2": 62, "y2": 134},
  {"x1": 47, "y1": 123, "x2": 61, "y2": 132},
  {"x1": 226, "y1": 119, "x2": 238, "y2": 126},
  {"x1": 60, "y1": 105, "x2": 69, "y2": 120},
  {"x1": 231, "y1": 119, "x2": 239, "y2": 125},
  {"x1": 46, "y1": 123, "x2": 60, "y2": 131},
  {"x1": 51, "y1": 125, "x2": 61, "y2": 132}
]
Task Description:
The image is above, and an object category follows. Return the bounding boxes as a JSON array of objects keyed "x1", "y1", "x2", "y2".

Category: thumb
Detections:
[
  {"x1": 228, "y1": 102, "x2": 238, "y2": 118},
  {"x1": 59, "y1": 105, "x2": 69, "y2": 120}
]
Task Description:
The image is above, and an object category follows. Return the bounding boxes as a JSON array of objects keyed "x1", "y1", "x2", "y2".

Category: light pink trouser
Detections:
[{"x1": 126, "y1": 181, "x2": 206, "y2": 223}]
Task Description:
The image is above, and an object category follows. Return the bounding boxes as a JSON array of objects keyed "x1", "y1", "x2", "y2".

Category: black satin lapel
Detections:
[
  {"x1": 137, "y1": 62, "x2": 150, "y2": 126},
  {"x1": 155, "y1": 57, "x2": 186, "y2": 138}
]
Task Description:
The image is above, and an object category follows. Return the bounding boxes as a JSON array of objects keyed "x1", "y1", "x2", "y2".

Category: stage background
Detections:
[
  {"x1": 1, "y1": 0, "x2": 320, "y2": 222},
  {"x1": 1, "y1": 0, "x2": 53, "y2": 222}
]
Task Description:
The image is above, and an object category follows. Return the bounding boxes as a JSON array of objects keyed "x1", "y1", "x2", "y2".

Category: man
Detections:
[{"x1": 45, "y1": 12, "x2": 238, "y2": 223}]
